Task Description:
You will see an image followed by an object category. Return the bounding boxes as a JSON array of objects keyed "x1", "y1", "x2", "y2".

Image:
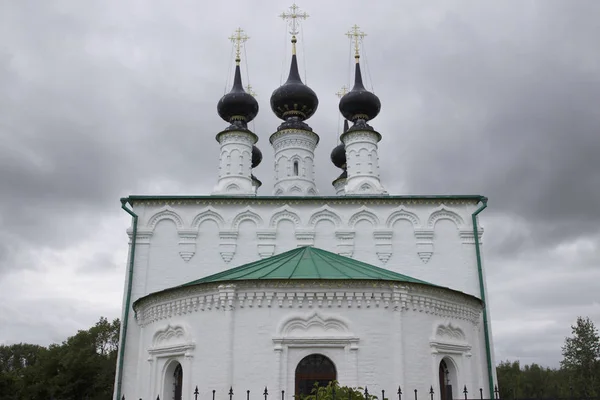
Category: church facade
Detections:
[{"x1": 113, "y1": 9, "x2": 496, "y2": 400}]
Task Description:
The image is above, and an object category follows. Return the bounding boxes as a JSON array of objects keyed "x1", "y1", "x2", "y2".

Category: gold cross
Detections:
[
  {"x1": 346, "y1": 24, "x2": 366, "y2": 59},
  {"x1": 336, "y1": 85, "x2": 348, "y2": 98},
  {"x1": 279, "y1": 3, "x2": 309, "y2": 36},
  {"x1": 228, "y1": 27, "x2": 249, "y2": 64},
  {"x1": 245, "y1": 84, "x2": 256, "y2": 97}
]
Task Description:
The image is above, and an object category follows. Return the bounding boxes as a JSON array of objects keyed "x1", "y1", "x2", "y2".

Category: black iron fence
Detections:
[{"x1": 120, "y1": 384, "x2": 600, "y2": 400}]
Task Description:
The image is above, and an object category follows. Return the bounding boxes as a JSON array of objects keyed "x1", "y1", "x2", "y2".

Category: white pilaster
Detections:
[
  {"x1": 341, "y1": 128, "x2": 387, "y2": 195},
  {"x1": 213, "y1": 130, "x2": 258, "y2": 195},
  {"x1": 270, "y1": 129, "x2": 319, "y2": 196}
]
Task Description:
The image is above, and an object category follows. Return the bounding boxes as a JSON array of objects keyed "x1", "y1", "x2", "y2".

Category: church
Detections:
[{"x1": 113, "y1": 5, "x2": 497, "y2": 400}]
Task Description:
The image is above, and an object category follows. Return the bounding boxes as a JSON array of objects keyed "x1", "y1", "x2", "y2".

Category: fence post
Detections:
[
  {"x1": 494, "y1": 386, "x2": 499, "y2": 400},
  {"x1": 463, "y1": 385, "x2": 468, "y2": 400},
  {"x1": 247, "y1": 390, "x2": 250, "y2": 400},
  {"x1": 213, "y1": 389, "x2": 216, "y2": 400},
  {"x1": 364, "y1": 386, "x2": 369, "y2": 400},
  {"x1": 194, "y1": 386, "x2": 199, "y2": 400},
  {"x1": 414, "y1": 389, "x2": 418, "y2": 400},
  {"x1": 382, "y1": 390, "x2": 385, "y2": 400},
  {"x1": 398, "y1": 386, "x2": 402, "y2": 400},
  {"x1": 264, "y1": 387, "x2": 269, "y2": 400},
  {"x1": 230, "y1": 387, "x2": 234, "y2": 400},
  {"x1": 479, "y1": 389, "x2": 483, "y2": 400},
  {"x1": 430, "y1": 386, "x2": 434, "y2": 400}
]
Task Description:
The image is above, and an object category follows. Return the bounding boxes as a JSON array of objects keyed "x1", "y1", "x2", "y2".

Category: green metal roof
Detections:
[{"x1": 179, "y1": 246, "x2": 436, "y2": 286}]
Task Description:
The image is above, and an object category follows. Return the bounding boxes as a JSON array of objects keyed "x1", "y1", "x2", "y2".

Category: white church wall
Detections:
[
  {"x1": 126, "y1": 198, "x2": 485, "y2": 303},
  {"x1": 123, "y1": 283, "x2": 484, "y2": 400}
]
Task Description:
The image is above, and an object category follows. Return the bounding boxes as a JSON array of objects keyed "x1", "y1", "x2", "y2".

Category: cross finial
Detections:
[
  {"x1": 280, "y1": 3, "x2": 309, "y2": 37},
  {"x1": 229, "y1": 27, "x2": 249, "y2": 65},
  {"x1": 336, "y1": 85, "x2": 349, "y2": 98},
  {"x1": 245, "y1": 84, "x2": 257, "y2": 97},
  {"x1": 346, "y1": 24, "x2": 366, "y2": 61}
]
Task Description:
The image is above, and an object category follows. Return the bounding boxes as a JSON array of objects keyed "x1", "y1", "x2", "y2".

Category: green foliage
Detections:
[
  {"x1": 496, "y1": 316, "x2": 600, "y2": 399},
  {"x1": 561, "y1": 316, "x2": 600, "y2": 397},
  {"x1": 297, "y1": 381, "x2": 385, "y2": 400},
  {"x1": 0, "y1": 317, "x2": 120, "y2": 400}
]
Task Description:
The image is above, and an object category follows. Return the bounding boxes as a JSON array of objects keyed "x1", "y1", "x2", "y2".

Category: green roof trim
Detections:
[
  {"x1": 180, "y1": 246, "x2": 435, "y2": 286},
  {"x1": 122, "y1": 194, "x2": 485, "y2": 203}
]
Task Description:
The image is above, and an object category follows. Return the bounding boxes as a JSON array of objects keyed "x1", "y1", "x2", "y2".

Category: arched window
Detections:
[
  {"x1": 295, "y1": 354, "x2": 336, "y2": 397},
  {"x1": 293, "y1": 160, "x2": 299, "y2": 176}
]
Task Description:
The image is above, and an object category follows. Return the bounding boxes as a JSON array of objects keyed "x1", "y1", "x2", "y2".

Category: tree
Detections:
[
  {"x1": 560, "y1": 316, "x2": 600, "y2": 396},
  {"x1": 0, "y1": 317, "x2": 120, "y2": 400}
]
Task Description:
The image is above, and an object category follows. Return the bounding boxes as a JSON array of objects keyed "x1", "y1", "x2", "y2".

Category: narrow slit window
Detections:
[{"x1": 293, "y1": 160, "x2": 299, "y2": 176}]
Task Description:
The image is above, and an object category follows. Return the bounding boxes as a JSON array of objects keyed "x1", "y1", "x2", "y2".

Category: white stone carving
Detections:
[
  {"x1": 147, "y1": 206, "x2": 185, "y2": 230},
  {"x1": 308, "y1": 205, "x2": 343, "y2": 227},
  {"x1": 132, "y1": 228, "x2": 153, "y2": 245},
  {"x1": 348, "y1": 206, "x2": 380, "y2": 228},
  {"x1": 277, "y1": 312, "x2": 351, "y2": 336},
  {"x1": 386, "y1": 207, "x2": 421, "y2": 228},
  {"x1": 231, "y1": 207, "x2": 263, "y2": 230},
  {"x1": 335, "y1": 230, "x2": 356, "y2": 257},
  {"x1": 177, "y1": 229, "x2": 198, "y2": 262},
  {"x1": 459, "y1": 228, "x2": 484, "y2": 245},
  {"x1": 295, "y1": 229, "x2": 315, "y2": 247},
  {"x1": 415, "y1": 229, "x2": 435, "y2": 263},
  {"x1": 219, "y1": 230, "x2": 238, "y2": 263},
  {"x1": 427, "y1": 205, "x2": 465, "y2": 228},
  {"x1": 269, "y1": 206, "x2": 302, "y2": 227},
  {"x1": 434, "y1": 323, "x2": 466, "y2": 341},
  {"x1": 149, "y1": 324, "x2": 195, "y2": 355},
  {"x1": 373, "y1": 229, "x2": 393, "y2": 264},
  {"x1": 257, "y1": 229, "x2": 277, "y2": 259},
  {"x1": 191, "y1": 207, "x2": 225, "y2": 229},
  {"x1": 430, "y1": 322, "x2": 471, "y2": 355}
]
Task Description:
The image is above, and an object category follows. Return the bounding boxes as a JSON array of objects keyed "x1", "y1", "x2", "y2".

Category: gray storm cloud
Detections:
[{"x1": 1, "y1": 0, "x2": 599, "y2": 366}]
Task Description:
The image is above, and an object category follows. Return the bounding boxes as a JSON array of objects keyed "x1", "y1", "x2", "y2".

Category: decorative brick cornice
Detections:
[
  {"x1": 134, "y1": 281, "x2": 482, "y2": 327},
  {"x1": 270, "y1": 129, "x2": 319, "y2": 152},
  {"x1": 130, "y1": 197, "x2": 481, "y2": 208}
]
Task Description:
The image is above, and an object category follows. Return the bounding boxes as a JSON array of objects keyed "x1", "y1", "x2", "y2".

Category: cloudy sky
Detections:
[{"x1": 1, "y1": 0, "x2": 599, "y2": 368}]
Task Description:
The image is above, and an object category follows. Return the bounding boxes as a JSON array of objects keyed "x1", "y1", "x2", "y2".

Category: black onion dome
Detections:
[
  {"x1": 270, "y1": 41, "x2": 318, "y2": 121},
  {"x1": 217, "y1": 63, "x2": 259, "y2": 124},
  {"x1": 330, "y1": 120, "x2": 349, "y2": 169},
  {"x1": 251, "y1": 145, "x2": 262, "y2": 168},
  {"x1": 330, "y1": 143, "x2": 346, "y2": 169},
  {"x1": 339, "y1": 61, "x2": 380, "y2": 122}
]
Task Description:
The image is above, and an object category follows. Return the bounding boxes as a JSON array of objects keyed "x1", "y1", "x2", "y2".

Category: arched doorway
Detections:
[
  {"x1": 295, "y1": 354, "x2": 337, "y2": 397},
  {"x1": 173, "y1": 364, "x2": 183, "y2": 400},
  {"x1": 163, "y1": 361, "x2": 183, "y2": 400},
  {"x1": 439, "y1": 359, "x2": 456, "y2": 400}
]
